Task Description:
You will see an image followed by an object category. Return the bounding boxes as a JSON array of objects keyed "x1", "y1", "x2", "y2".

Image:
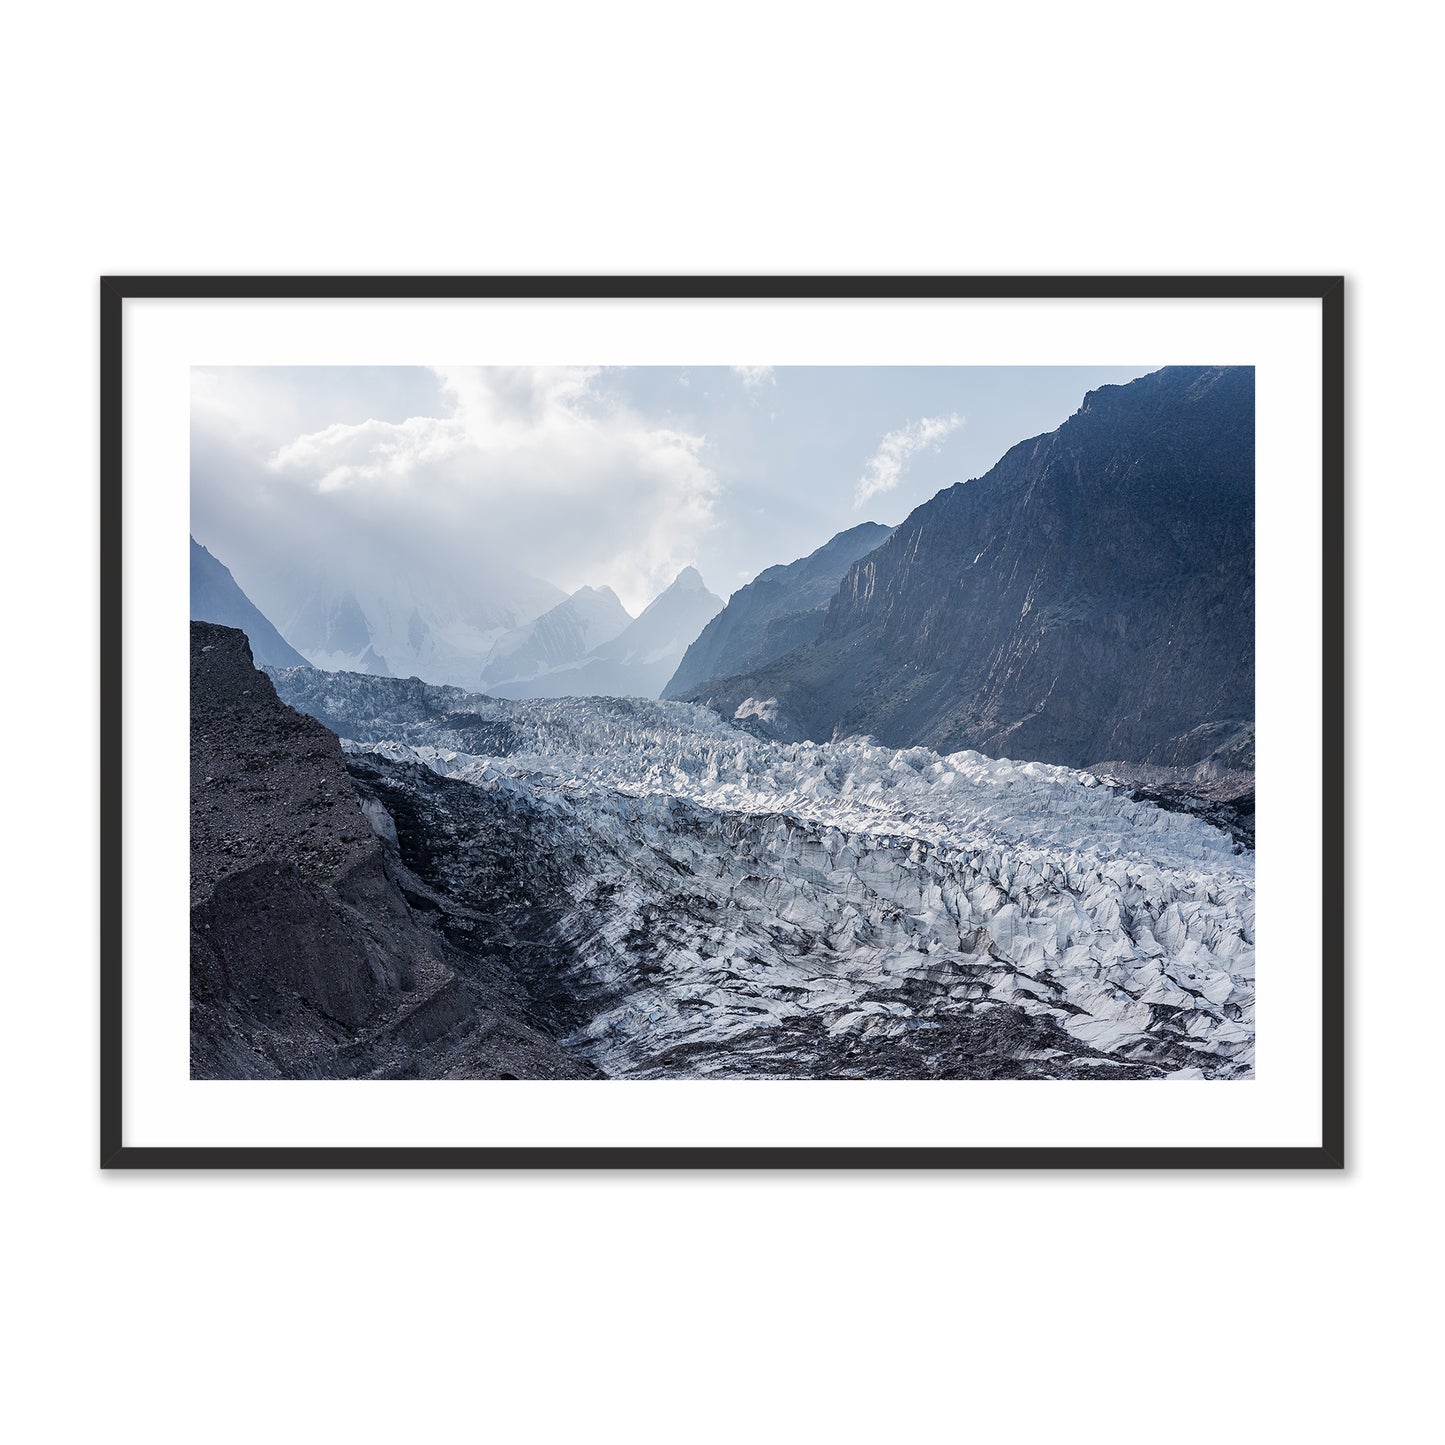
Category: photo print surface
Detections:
[{"x1": 189, "y1": 363, "x2": 1255, "y2": 1081}]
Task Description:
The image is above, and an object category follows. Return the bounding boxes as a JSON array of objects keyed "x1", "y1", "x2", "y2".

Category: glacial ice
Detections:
[{"x1": 270, "y1": 671, "x2": 1256, "y2": 1079}]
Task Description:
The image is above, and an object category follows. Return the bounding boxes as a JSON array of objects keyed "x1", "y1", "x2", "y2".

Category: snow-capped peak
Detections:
[
  {"x1": 479, "y1": 583, "x2": 633, "y2": 689},
  {"x1": 668, "y1": 565, "x2": 707, "y2": 592}
]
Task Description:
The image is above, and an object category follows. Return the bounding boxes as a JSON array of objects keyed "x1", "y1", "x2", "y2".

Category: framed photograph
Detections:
[{"x1": 100, "y1": 275, "x2": 1343, "y2": 1168}]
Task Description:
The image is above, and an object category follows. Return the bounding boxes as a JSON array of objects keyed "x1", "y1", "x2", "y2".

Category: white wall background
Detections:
[{"x1": 1, "y1": 3, "x2": 1433, "y2": 1440}]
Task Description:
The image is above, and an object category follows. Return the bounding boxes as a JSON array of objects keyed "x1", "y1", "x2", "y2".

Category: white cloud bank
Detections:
[
  {"x1": 192, "y1": 365, "x2": 719, "y2": 617},
  {"x1": 853, "y1": 414, "x2": 961, "y2": 508}
]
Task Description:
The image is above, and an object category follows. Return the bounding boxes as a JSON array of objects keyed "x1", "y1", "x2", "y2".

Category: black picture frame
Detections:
[{"x1": 100, "y1": 275, "x2": 1344, "y2": 1170}]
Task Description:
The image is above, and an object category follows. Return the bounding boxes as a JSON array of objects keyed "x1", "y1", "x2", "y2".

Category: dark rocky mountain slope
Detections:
[
  {"x1": 190, "y1": 537, "x2": 310, "y2": 669},
  {"x1": 189, "y1": 622, "x2": 597, "y2": 1079},
  {"x1": 676, "y1": 366, "x2": 1254, "y2": 775},
  {"x1": 662, "y1": 521, "x2": 892, "y2": 699}
]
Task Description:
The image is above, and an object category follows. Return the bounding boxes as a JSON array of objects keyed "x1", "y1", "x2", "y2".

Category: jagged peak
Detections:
[{"x1": 634, "y1": 566, "x2": 719, "y2": 616}]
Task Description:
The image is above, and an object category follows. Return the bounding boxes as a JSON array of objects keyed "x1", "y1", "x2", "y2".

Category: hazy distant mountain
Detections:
[
  {"x1": 278, "y1": 567, "x2": 565, "y2": 686},
  {"x1": 491, "y1": 567, "x2": 724, "y2": 700},
  {"x1": 479, "y1": 585, "x2": 633, "y2": 690},
  {"x1": 189, "y1": 537, "x2": 310, "y2": 669},
  {"x1": 282, "y1": 585, "x2": 390, "y2": 675},
  {"x1": 663, "y1": 521, "x2": 892, "y2": 699},
  {"x1": 677, "y1": 366, "x2": 1255, "y2": 774}
]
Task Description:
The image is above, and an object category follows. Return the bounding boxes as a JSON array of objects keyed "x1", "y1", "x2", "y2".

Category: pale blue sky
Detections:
[
  {"x1": 608, "y1": 365, "x2": 1157, "y2": 591},
  {"x1": 192, "y1": 364, "x2": 1157, "y2": 617}
]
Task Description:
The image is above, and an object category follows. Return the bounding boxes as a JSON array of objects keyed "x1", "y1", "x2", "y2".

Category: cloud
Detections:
[
  {"x1": 730, "y1": 365, "x2": 775, "y2": 397},
  {"x1": 853, "y1": 414, "x2": 961, "y2": 507},
  {"x1": 191, "y1": 366, "x2": 719, "y2": 618}
]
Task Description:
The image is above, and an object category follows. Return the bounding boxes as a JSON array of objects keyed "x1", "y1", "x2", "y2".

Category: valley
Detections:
[
  {"x1": 190, "y1": 364, "x2": 1257, "y2": 1082},
  {"x1": 264, "y1": 662, "x2": 1255, "y2": 1080}
]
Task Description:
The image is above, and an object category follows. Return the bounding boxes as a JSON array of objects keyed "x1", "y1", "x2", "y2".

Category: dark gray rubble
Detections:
[{"x1": 189, "y1": 622, "x2": 598, "y2": 1079}]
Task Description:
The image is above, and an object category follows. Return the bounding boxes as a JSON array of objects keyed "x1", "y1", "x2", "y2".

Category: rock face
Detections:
[
  {"x1": 190, "y1": 537, "x2": 310, "y2": 669},
  {"x1": 676, "y1": 367, "x2": 1254, "y2": 775},
  {"x1": 488, "y1": 567, "x2": 724, "y2": 700},
  {"x1": 189, "y1": 622, "x2": 597, "y2": 1079},
  {"x1": 662, "y1": 521, "x2": 892, "y2": 699},
  {"x1": 479, "y1": 584, "x2": 632, "y2": 690},
  {"x1": 273, "y1": 667, "x2": 1255, "y2": 1080}
]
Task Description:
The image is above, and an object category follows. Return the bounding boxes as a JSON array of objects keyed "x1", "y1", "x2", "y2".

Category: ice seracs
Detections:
[{"x1": 272, "y1": 668, "x2": 1256, "y2": 1080}]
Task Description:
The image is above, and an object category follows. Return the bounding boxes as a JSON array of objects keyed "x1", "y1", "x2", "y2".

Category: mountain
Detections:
[
  {"x1": 489, "y1": 567, "x2": 724, "y2": 700},
  {"x1": 675, "y1": 367, "x2": 1255, "y2": 775},
  {"x1": 189, "y1": 537, "x2": 310, "y2": 669},
  {"x1": 278, "y1": 567, "x2": 565, "y2": 686},
  {"x1": 662, "y1": 521, "x2": 892, "y2": 699},
  {"x1": 190, "y1": 622, "x2": 597, "y2": 1080},
  {"x1": 479, "y1": 584, "x2": 632, "y2": 690},
  {"x1": 281, "y1": 584, "x2": 390, "y2": 675},
  {"x1": 272, "y1": 667, "x2": 1255, "y2": 1079}
]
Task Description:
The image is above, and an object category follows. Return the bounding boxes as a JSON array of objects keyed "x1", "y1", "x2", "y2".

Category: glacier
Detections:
[{"x1": 270, "y1": 668, "x2": 1256, "y2": 1080}]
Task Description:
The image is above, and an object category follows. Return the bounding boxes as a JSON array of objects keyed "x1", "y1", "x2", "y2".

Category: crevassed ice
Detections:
[{"x1": 269, "y1": 676, "x2": 1256, "y2": 1080}]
